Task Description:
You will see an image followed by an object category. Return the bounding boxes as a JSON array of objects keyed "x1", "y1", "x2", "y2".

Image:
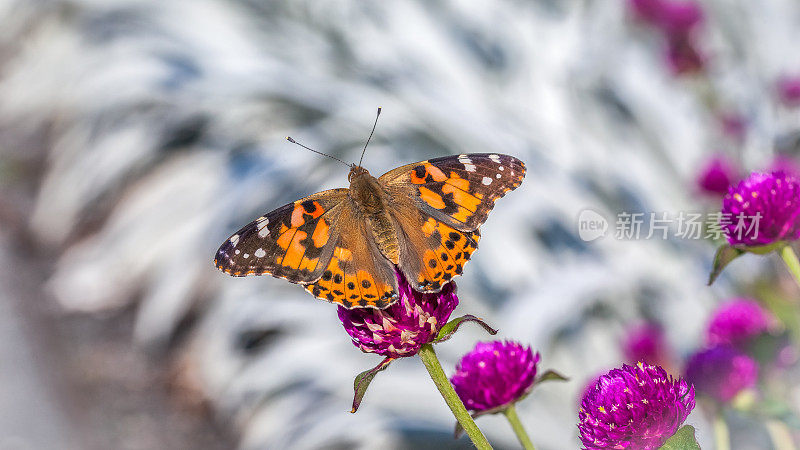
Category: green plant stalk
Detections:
[
  {"x1": 503, "y1": 404, "x2": 535, "y2": 450},
  {"x1": 418, "y1": 344, "x2": 492, "y2": 450},
  {"x1": 780, "y1": 245, "x2": 800, "y2": 289},
  {"x1": 713, "y1": 414, "x2": 730, "y2": 450}
]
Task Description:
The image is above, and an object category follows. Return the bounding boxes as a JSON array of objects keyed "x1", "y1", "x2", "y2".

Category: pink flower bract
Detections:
[
  {"x1": 337, "y1": 272, "x2": 458, "y2": 358},
  {"x1": 578, "y1": 363, "x2": 695, "y2": 449},
  {"x1": 450, "y1": 340, "x2": 539, "y2": 412}
]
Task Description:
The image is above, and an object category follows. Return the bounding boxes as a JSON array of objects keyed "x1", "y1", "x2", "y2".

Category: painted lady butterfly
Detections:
[{"x1": 215, "y1": 126, "x2": 525, "y2": 309}]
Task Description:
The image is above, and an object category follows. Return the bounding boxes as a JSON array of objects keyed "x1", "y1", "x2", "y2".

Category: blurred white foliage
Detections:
[{"x1": 1, "y1": 0, "x2": 798, "y2": 448}]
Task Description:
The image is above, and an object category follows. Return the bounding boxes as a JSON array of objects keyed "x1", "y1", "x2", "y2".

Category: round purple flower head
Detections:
[
  {"x1": 777, "y1": 75, "x2": 800, "y2": 107},
  {"x1": 706, "y1": 299, "x2": 773, "y2": 348},
  {"x1": 622, "y1": 323, "x2": 672, "y2": 368},
  {"x1": 337, "y1": 271, "x2": 458, "y2": 359},
  {"x1": 721, "y1": 171, "x2": 800, "y2": 247},
  {"x1": 578, "y1": 363, "x2": 695, "y2": 450},
  {"x1": 450, "y1": 341, "x2": 539, "y2": 412},
  {"x1": 696, "y1": 154, "x2": 738, "y2": 196},
  {"x1": 684, "y1": 346, "x2": 758, "y2": 404}
]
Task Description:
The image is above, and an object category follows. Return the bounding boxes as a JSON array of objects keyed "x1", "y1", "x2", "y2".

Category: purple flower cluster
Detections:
[
  {"x1": 337, "y1": 272, "x2": 458, "y2": 358},
  {"x1": 622, "y1": 323, "x2": 672, "y2": 368},
  {"x1": 579, "y1": 363, "x2": 695, "y2": 449},
  {"x1": 777, "y1": 75, "x2": 800, "y2": 107},
  {"x1": 450, "y1": 341, "x2": 539, "y2": 412},
  {"x1": 705, "y1": 299, "x2": 773, "y2": 348},
  {"x1": 721, "y1": 171, "x2": 800, "y2": 247},
  {"x1": 628, "y1": 0, "x2": 706, "y2": 75},
  {"x1": 696, "y1": 154, "x2": 738, "y2": 196},
  {"x1": 684, "y1": 346, "x2": 758, "y2": 404}
]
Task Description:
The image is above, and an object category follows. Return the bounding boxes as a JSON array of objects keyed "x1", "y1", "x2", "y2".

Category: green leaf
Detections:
[
  {"x1": 433, "y1": 314, "x2": 498, "y2": 343},
  {"x1": 658, "y1": 425, "x2": 701, "y2": 450},
  {"x1": 708, "y1": 244, "x2": 745, "y2": 285},
  {"x1": 351, "y1": 357, "x2": 393, "y2": 413},
  {"x1": 535, "y1": 369, "x2": 569, "y2": 384}
]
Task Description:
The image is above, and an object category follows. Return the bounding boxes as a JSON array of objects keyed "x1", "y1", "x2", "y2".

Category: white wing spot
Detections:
[
  {"x1": 464, "y1": 163, "x2": 476, "y2": 172},
  {"x1": 488, "y1": 154, "x2": 501, "y2": 163},
  {"x1": 257, "y1": 217, "x2": 270, "y2": 237},
  {"x1": 482, "y1": 177, "x2": 493, "y2": 185},
  {"x1": 499, "y1": 166, "x2": 504, "y2": 171},
  {"x1": 496, "y1": 173, "x2": 501, "y2": 178},
  {"x1": 255, "y1": 248, "x2": 266, "y2": 258},
  {"x1": 243, "y1": 253, "x2": 250, "y2": 259},
  {"x1": 230, "y1": 235, "x2": 240, "y2": 247},
  {"x1": 235, "y1": 249, "x2": 240, "y2": 255}
]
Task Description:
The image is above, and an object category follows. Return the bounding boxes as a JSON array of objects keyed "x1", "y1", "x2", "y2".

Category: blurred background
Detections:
[{"x1": 1, "y1": 0, "x2": 799, "y2": 448}]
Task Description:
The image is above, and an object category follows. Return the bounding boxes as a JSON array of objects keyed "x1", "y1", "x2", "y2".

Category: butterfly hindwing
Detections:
[
  {"x1": 215, "y1": 189, "x2": 348, "y2": 282},
  {"x1": 303, "y1": 204, "x2": 398, "y2": 309},
  {"x1": 380, "y1": 153, "x2": 525, "y2": 232}
]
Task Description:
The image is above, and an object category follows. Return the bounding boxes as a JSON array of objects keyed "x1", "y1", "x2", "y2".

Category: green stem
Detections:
[
  {"x1": 713, "y1": 414, "x2": 730, "y2": 450},
  {"x1": 418, "y1": 344, "x2": 492, "y2": 450},
  {"x1": 503, "y1": 404, "x2": 535, "y2": 450},
  {"x1": 780, "y1": 245, "x2": 800, "y2": 289}
]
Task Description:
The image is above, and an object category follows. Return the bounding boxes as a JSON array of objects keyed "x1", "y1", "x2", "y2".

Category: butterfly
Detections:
[{"x1": 215, "y1": 117, "x2": 525, "y2": 309}]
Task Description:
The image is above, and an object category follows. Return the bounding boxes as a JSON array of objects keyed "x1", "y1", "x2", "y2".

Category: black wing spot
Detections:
[
  {"x1": 322, "y1": 270, "x2": 333, "y2": 281},
  {"x1": 334, "y1": 274, "x2": 343, "y2": 284},
  {"x1": 428, "y1": 259, "x2": 437, "y2": 268},
  {"x1": 347, "y1": 282, "x2": 356, "y2": 289},
  {"x1": 361, "y1": 279, "x2": 371, "y2": 288},
  {"x1": 449, "y1": 232, "x2": 461, "y2": 241}
]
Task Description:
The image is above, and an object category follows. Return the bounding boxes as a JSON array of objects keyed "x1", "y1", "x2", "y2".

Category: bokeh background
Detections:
[{"x1": 1, "y1": 0, "x2": 799, "y2": 448}]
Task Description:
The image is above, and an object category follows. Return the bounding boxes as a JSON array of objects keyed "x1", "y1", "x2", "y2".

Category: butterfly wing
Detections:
[
  {"x1": 215, "y1": 188, "x2": 399, "y2": 309},
  {"x1": 302, "y1": 203, "x2": 399, "y2": 309},
  {"x1": 215, "y1": 189, "x2": 349, "y2": 281},
  {"x1": 379, "y1": 153, "x2": 525, "y2": 292}
]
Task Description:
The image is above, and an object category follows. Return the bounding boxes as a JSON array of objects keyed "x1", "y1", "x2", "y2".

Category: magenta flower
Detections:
[
  {"x1": 578, "y1": 363, "x2": 695, "y2": 450},
  {"x1": 706, "y1": 299, "x2": 773, "y2": 348},
  {"x1": 628, "y1": 0, "x2": 703, "y2": 34},
  {"x1": 450, "y1": 341, "x2": 539, "y2": 412},
  {"x1": 777, "y1": 75, "x2": 800, "y2": 107},
  {"x1": 696, "y1": 154, "x2": 739, "y2": 196},
  {"x1": 664, "y1": 35, "x2": 706, "y2": 75},
  {"x1": 721, "y1": 171, "x2": 800, "y2": 247},
  {"x1": 719, "y1": 113, "x2": 747, "y2": 143},
  {"x1": 622, "y1": 323, "x2": 672, "y2": 368},
  {"x1": 770, "y1": 155, "x2": 800, "y2": 178},
  {"x1": 337, "y1": 272, "x2": 458, "y2": 358},
  {"x1": 684, "y1": 346, "x2": 758, "y2": 404}
]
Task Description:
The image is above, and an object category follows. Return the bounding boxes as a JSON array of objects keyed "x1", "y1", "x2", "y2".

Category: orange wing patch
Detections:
[
  {"x1": 304, "y1": 249, "x2": 396, "y2": 309},
  {"x1": 415, "y1": 220, "x2": 480, "y2": 292}
]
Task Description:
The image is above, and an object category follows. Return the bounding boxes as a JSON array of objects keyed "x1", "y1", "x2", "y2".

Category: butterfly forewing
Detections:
[
  {"x1": 215, "y1": 189, "x2": 348, "y2": 282},
  {"x1": 379, "y1": 153, "x2": 526, "y2": 232}
]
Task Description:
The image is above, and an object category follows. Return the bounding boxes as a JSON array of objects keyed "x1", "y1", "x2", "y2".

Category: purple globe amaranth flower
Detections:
[
  {"x1": 665, "y1": 35, "x2": 706, "y2": 75},
  {"x1": 696, "y1": 154, "x2": 739, "y2": 196},
  {"x1": 337, "y1": 271, "x2": 457, "y2": 359},
  {"x1": 770, "y1": 155, "x2": 800, "y2": 178},
  {"x1": 777, "y1": 75, "x2": 800, "y2": 107},
  {"x1": 721, "y1": 171, "x2": 800, "y2": 247},
  {"x1": 684, "y1": 346, "x2": 758, "y2": 404},
  {"x1": 622, "y1": 323, "x2": 673, "y2": 369},
  {"x1": 578, "y1": 363, "x2": 695, "y2": 450},
  {"x1": 719, "y1": 112, "x2": 747, "y2": 143},
  {"x1": 450, "y1": 340, "x2": 539, "y2": 412},
  {"x1": 706, "y1": 299, "x2": 774, "y2": 348},
  {"x1": 628, "y1": 0, "x2": 704, "y2": 35}
]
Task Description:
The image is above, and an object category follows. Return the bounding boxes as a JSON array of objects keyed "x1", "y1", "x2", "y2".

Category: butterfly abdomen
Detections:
[{"x1": 349, "y1": 167, "x2": 401, "y2": 265}]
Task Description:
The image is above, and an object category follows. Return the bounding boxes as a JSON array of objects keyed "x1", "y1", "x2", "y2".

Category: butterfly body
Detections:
[{"x1": 215, "y1": 153, "x2": 525, "y2": 309}]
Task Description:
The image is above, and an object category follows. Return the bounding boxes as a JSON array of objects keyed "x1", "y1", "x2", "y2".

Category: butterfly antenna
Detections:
[
  {"x1": 286, "y1": 136, "x2": 350, "y2": 167},
  {"x1": 358, "y1": 107, "x2": 382, "y2": 167}
]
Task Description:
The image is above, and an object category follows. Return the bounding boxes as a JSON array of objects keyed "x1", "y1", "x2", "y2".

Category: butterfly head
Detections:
[{"x1": 348, "y1": 164, "x2": 370, "y2": 182}]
